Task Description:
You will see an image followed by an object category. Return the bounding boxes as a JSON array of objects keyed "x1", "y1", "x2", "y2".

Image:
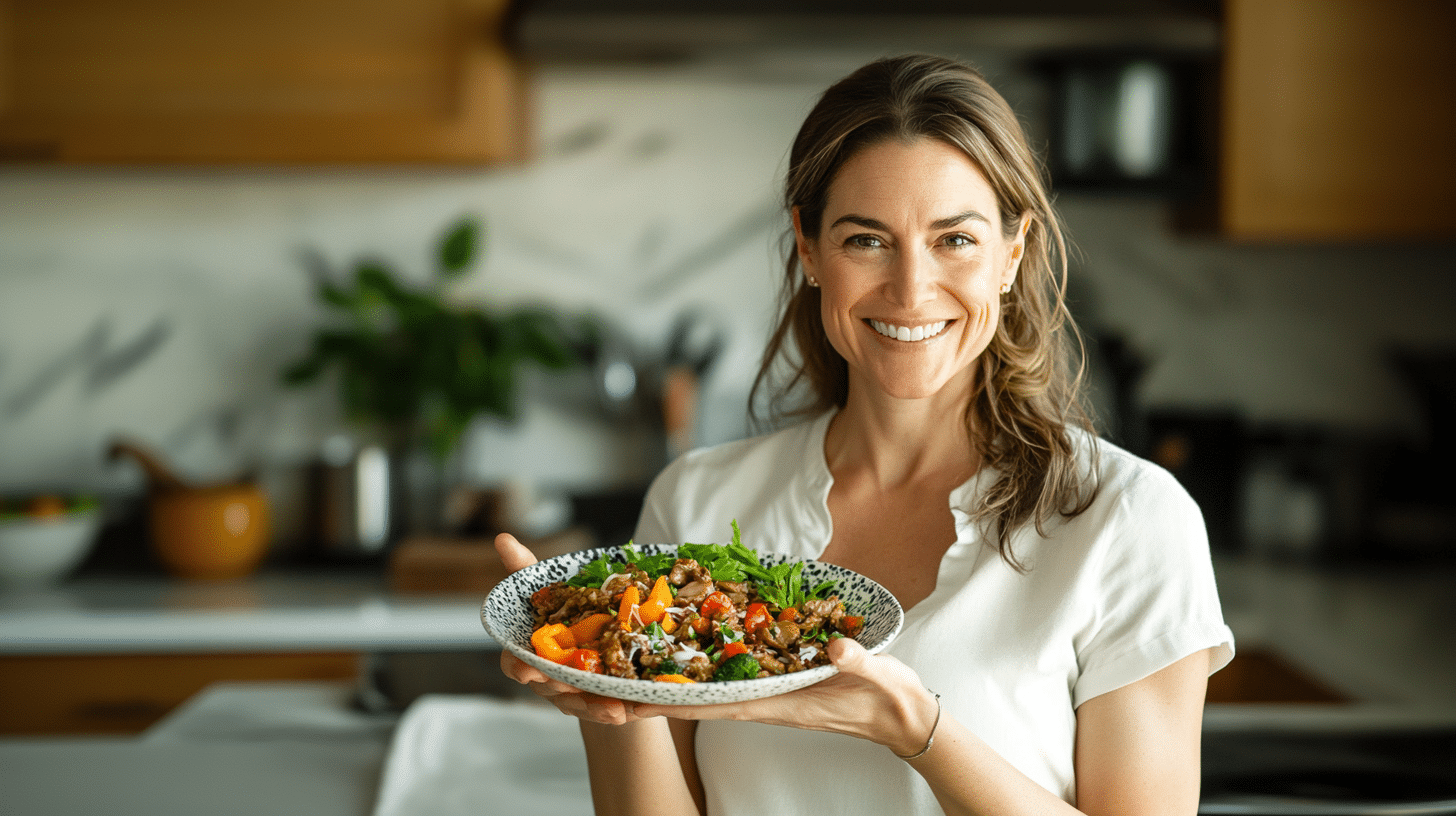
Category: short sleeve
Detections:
[{"x1": 1071, "y1": 466, "x2": 1235, "y2": 708}]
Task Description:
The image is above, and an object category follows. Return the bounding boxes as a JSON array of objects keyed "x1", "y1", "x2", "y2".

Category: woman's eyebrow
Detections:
[{"x1": 829, "y1": 211, "x2": 991, "y2": 231}]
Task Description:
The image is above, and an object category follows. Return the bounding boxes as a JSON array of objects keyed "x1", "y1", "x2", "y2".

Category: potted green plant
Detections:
[
  {"x1": 279, "y1": 217, "x2": 585, "y2": 547},
  {"x1": 281, "y1": 216, "x2": 581, "y2": 459}
]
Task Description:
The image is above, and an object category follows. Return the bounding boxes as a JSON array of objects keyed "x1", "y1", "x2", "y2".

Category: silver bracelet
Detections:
[{"x1": 894, "y1": 690, "x2": 941, "y2": 761}]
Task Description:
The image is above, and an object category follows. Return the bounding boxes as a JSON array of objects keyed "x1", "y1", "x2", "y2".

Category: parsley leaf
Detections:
[{"x1": 565, "y1": 553, "x2": 617, "y2": 588}]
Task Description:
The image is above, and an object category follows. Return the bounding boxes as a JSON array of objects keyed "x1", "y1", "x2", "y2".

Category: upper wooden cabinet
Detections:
[
  {"x1": 1220, "y1": 0, "x2": 1456, "y2": 240},
  {"x1": 0, "y1": 0, "x2": 527, "y2": 164}
]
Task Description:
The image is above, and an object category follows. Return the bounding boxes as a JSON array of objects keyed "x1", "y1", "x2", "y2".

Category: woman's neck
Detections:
[{"x1": 825, "y1": 383, "x2": 979, "y2": 491}]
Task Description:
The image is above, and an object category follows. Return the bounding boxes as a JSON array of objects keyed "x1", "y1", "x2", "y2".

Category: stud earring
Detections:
[
  {"x1": 999, "y1": 282, "x2": 1011, "y2": 294},
  {"x1": 807, "y1": 276, "x2": 819, "y2": 288}
]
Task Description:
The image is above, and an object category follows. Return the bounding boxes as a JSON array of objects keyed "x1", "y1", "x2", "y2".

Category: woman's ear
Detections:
[
  {"x1": 1003, "y1": 213, "x2": 1031, "y2": 287},
  {"x1": 792, "y1": 208, "x2": 818, "y2": 279}
]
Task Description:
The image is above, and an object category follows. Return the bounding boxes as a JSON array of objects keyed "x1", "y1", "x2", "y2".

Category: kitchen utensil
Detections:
[
  {"x1": 481, "y1": 543, "x2": 903, "y2": 705},
  {"x1": 109, "y1": 440, "x2": 271, "y2": 580}
]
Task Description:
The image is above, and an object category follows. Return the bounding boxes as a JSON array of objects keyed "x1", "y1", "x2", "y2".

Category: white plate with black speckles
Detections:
[{"x1": 481, "y1": 543, "x2": 904, "y2": 706}]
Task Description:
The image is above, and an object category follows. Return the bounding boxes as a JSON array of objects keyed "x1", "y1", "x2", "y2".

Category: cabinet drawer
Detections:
[{"x1": 0, "y1": 652, "x2": 361, "y2": 736}]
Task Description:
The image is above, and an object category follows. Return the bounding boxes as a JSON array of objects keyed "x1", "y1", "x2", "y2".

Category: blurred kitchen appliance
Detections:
[
  {"x1": 1038, "y1": 52, "x2": 1213, "y2": 194},
  {"x1": 1146, "y1": 410, "x2": 1244, "y2": 553},
  {"x1": 109, "y1": 440, "x2": 271, "y2": 580},
  {"x1": 306, "y1": 434, "x2": 401, "y2": 561}
]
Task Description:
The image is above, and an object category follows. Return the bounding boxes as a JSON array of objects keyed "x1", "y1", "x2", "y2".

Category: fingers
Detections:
[
  {"x1": 494, "y1": 532, "x2": 539, "y2": 572},
  {"x1": 827, "y1": 634, "x2": 869, "y2": 674},
  {"x1": 500, "y1": 650, "x2": 582, "y2": 693}
]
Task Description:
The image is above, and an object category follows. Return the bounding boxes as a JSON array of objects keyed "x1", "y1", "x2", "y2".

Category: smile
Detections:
[{"x1": 867, "y1": 319, "x2": 950, "y2": 342}]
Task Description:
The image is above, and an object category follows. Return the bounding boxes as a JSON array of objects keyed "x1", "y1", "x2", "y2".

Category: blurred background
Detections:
[{"x1": 2, "y1": 1, "x2": 1455, "y2": 813}]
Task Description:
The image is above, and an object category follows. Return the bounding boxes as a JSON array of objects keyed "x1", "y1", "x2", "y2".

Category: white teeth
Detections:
[{"x1": 870, "y1": 320, "x2": 947, "y2": 342}]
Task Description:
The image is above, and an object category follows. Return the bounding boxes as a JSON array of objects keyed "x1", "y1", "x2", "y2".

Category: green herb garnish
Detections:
[{"x1": 712, "y1": 653, "x2": 760, "y2": 682}]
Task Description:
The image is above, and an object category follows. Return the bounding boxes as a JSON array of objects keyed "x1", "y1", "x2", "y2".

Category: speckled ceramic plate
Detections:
[{"x1": 481, "y1": 543, "x2": 904, "y2": 706}]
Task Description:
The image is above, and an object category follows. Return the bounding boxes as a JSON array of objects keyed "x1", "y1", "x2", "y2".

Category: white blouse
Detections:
[{"x1": 633, "y1": 411, "x2": 1234, "y2": 814}]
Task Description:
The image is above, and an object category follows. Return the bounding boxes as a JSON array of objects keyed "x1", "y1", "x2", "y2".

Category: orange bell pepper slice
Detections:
[
  {"x1": 617, "y1": 584, "x2": 641, "y2": 628},
  {"x1": 721, "y1": 641, "x2": 750, "y2": 659},
  {"x1": 652, "y1": 674, "x2": 696, "y2": 683},
  {"x1": 639, "y1": 576, "x2": 672, "y2": 626},
  {"x1": 531, "y1": 623, "x2": 577, "y2": 664},
  {"x1": 776, "y1": 607, "x2": 799, "y2": 623},
  {"x1": 568, "y1": 613, "x2": 613, "y2": 645},
  {"x1": 745, "y1": 602, "x2": 772, "y2": 633},
  {"x1": 565, "y1": 648, "x2": 604, "y2": 674},
  {"x1": 699, "y1": 591, "x2": 734, "y2": 621}
]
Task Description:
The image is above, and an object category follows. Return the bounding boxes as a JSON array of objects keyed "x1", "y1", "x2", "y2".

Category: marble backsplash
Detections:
[{"x1": 2, "y1": 54, "x2": 1454, "y2": 505}]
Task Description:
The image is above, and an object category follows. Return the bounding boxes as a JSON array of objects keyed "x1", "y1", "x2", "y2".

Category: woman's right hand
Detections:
[{"x1": 494, "y1": 533, "x2": 640, "y2": 726}]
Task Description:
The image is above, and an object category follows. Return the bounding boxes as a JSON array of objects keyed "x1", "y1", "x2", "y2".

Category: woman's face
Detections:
[{"x1": 796, "y1": 137, "x2": 1027, "y2": 403}]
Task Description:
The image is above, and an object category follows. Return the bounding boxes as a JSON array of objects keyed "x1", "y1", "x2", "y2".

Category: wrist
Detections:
[{"x1": 885, "y1": 687, "x2": 942, "y2": 759}]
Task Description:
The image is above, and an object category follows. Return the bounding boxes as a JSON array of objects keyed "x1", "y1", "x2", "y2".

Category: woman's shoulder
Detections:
[
  {"x1": 1039, "y1": 427, "x2": 1204, "y2": 546},
  {"x1": 1071, "y1": 427, "x2": 1192, "y2": 510},
  {"x1": 636, "y1": 414, "x2": 832, "y2": 545},
  {"x1": 660, "y1": 414, "x2": 828, "y2": 489}
]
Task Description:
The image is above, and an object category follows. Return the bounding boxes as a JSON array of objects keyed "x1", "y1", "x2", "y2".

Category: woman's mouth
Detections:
[{"x1": 867, "y1": 319, "x2": 950, "y2": 342}]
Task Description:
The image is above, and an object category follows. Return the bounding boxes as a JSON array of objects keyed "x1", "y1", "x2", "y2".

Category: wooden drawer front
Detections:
[{"x1": 0, "y1": 652, "x2": 361, "y2": 736}]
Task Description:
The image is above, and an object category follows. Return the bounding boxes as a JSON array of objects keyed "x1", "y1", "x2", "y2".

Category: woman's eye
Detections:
[
  {"x1": 847, "y1": 234, "x2": 884, "y2": 249},
  {"x1": 943, "y1": 233, "x2": 975, "y2": 247}
]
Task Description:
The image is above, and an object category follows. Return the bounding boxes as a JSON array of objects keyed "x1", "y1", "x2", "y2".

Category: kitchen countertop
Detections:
[
  {"x1": 0, "y1": 681, "x2": 593, "y2": 816},
  {"x1": 0, "y1": 569, "x2": 493, "y2": 654},
  {"x1": 1210, "y1": 552, "x2": 1456, "y2": 710},
  {"x1": 4, "y1": 550, "x2": 1456, "y2": 815},
  {"x1": 3, "y1": 552, "x2": 1455, "y2": 713}
]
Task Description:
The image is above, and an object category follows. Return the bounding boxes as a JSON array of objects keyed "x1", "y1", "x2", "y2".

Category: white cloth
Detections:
[{"x1": 633, "y1": 411, "x2": 1234, "y2": 814}]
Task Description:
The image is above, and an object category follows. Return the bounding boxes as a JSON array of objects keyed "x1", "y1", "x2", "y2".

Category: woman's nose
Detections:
[{"x1": 884, "y1": 248, "x2": 938, "y2": 308}]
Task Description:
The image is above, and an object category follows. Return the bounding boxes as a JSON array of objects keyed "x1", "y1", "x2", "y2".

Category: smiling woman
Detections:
[{"x1": 492, "y1": 54, "x2": 1233, "y2": 816}]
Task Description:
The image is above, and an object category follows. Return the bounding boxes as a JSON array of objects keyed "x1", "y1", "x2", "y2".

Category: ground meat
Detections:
[
  {"x1": 599, "y1": 627, "x2": 638, "y2": 679},
  {"x1": 668, "y1": 559, "x2": 711, "y2": 586},
  {"x1": 601, "y1": 573, "x2": 634, "y2": 595},
  {"x1": 799, "y1": 597, "x2": 837, "y2": 630},
  {"x1": 753, "y1": 649, "x2": 786, "y2": 676},
  {"x1": 638, "y1": 651, "x2": 669, "y2": 674},
  {"x1": 674, "y1": 580, "x2": 714, "y2": 605},
  {"x1": 683, "y1": 655, "x2": 713, "y2": 682},
  {"x1": 757, "y1": 620, "x2": 800, "y2": 652},
  {"x1": 717, "y1": 581, "x2": 750, "y2": 607},
  {"x1": 544, "y1": 586, "x2": 611, "y2": 624}
]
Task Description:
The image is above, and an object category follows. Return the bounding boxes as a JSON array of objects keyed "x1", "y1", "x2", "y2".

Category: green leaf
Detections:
[
  {"x1": 711, "y1": 653, "x2": 760, "y2": 682},
  {"x1": 438, "y1": 218, "x2": 479, "y2": 279},
  {"x1": 566, "y1": 554, "x2": 618, "y2": 588}
]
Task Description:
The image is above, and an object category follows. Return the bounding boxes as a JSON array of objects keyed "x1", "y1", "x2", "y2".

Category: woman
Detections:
[{"x1": 496, "y1": 54, "x2": 1233, "y2": 816}]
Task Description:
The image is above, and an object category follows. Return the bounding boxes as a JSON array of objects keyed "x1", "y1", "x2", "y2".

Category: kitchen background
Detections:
[
  {"x1": 3, "y1": 10, "x2": 1454, "y2": 565},
  {"x1": 4, "y1": 3, "x2": 1456, "y2": 814}
]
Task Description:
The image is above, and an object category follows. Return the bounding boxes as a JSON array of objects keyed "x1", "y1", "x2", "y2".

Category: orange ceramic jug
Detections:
[{"x1": 109, "y1": 440, "x2": 271, "y2": 580}]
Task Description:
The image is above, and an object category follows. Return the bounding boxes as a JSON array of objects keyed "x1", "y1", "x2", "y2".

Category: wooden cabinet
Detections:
[
  {"x1": 0, "y1": 0, "x2": 526, "y2": 164},
  {"x1": 1220, "y1": 0, "x2": 1456, "y2": 240},
  {"x1": 0, "y1": 652, "x2": 361, "y2": 735}
]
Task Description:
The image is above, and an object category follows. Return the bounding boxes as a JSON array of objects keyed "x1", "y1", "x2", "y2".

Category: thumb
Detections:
[
  {"x1": 826, "y1": 635, "x2": 870, "y2": 675},
  {"x1": 494, "y1": 532, "x2": 539, "y2": 573}
]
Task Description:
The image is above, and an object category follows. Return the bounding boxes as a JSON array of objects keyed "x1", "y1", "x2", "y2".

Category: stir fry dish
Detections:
[{"x1": 528, "y1": 523, "x2": 865, "y2": 684}]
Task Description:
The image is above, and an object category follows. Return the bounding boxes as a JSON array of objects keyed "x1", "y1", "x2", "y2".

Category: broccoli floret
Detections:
[
  {"x1": 712, "y1": 653, "x2": 760, "y2": 682},
  {"x1": 653, "y1": 658, "x2": 683, "y2": 677}
]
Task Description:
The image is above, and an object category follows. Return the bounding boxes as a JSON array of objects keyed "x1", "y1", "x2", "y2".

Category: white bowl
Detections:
[
  {"x1": 482, "y1": 543, "x2": 904, "y2": 706},
  {"x1": 0, "y1": 510, "x2": 103, "y2": 585}
]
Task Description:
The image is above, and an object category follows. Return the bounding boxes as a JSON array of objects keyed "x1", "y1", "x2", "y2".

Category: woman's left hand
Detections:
[{"x1": 633, "y1": 636, "x2": 938, "y2": 756}]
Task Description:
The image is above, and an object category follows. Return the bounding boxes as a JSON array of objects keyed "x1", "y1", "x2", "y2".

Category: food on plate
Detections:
[{"x1": 527, "y1": 522, "x2": 866, "y2": 683}]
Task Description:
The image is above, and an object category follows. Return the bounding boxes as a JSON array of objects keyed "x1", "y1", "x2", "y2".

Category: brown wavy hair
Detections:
[{"x1": 750, "y1": 54, "x2": 1099, "y2": 568}]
